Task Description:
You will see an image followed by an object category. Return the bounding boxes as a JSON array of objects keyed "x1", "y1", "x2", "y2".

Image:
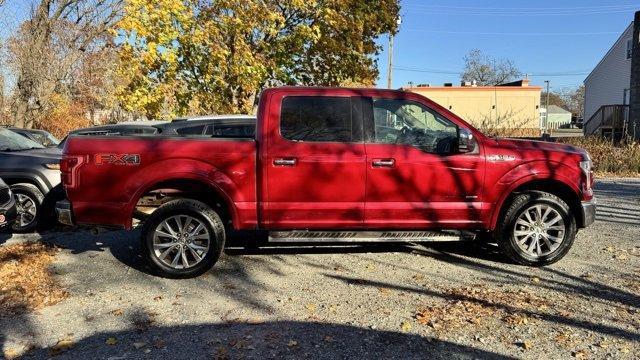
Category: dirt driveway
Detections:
[{"x1": 1, "y1": 178, "x2": 639, "y2": 359}]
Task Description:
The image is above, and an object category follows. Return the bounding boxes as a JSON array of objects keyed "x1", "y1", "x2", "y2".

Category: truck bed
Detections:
[{"x1": 63, "y1": 136, "x2": 257, "y2": 229}]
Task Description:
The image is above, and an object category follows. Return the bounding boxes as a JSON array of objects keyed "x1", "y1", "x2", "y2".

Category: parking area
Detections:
[{"x1": 0, "y1": 178, "x2": 638, "y2": 359}]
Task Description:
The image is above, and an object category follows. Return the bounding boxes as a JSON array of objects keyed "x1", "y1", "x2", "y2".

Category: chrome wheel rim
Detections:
[
  {"x1": 15, "y1": 193, "x2": 37, "y2": 228},
  {"x1": 513, "y1": 204, "x2": 566, "y2": 257},
  {"x1": 153, "y1": 215, "x2": 210, "y2": 269}
]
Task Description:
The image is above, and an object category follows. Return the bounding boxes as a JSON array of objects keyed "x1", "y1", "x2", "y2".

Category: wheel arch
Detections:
[
  {"x1": 490, "y1": 177, "x2": 583, "y2": 230},
  {"x1": 128, "y1": 176, "x2": 239, "y2": 230}
]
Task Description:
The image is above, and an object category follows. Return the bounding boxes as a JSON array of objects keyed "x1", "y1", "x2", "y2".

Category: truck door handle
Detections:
[
  {"x1": 273, "y1": 158, "x2": 297, "y2": 166},
  {"x1": 372, "y1": 158, "x2": 395, "y2": 168}
]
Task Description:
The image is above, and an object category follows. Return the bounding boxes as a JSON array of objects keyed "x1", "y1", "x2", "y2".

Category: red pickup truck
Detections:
[{"x1": 57, "y1": 87, "x2": 595, "y2": 278}]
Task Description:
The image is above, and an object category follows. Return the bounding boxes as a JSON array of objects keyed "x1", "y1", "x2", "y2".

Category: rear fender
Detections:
[{"x1": 124, "y1": 159, "x2": 240, "y2": 229}]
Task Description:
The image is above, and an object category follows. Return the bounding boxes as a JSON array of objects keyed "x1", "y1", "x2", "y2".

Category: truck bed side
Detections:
[{"x1": 63, "y1": 136, "x2": 257, "y2": 229}]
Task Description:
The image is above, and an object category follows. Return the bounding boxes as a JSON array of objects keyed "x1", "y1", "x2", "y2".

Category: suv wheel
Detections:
[
  {"x1": 11, "y1": 183, "x2": 44, "y2": 233},
  {"x1": 141, "y1": 199, "x2": 225, "y2": 278},
  {"x1": 496, "y1": 191, "x2": 577, "y2": 266}
]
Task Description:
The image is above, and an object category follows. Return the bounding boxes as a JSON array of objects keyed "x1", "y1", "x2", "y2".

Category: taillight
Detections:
[{"x1": 61, "y1": 155, "x2": 85, "y2": 188}]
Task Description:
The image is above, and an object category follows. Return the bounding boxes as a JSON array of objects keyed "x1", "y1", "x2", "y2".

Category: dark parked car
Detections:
[
  {"x1": 58, "y1": 121, "x2": 168, "y2": 148},
  {"x1": 9, "y1": 127, "x2": 60, "y2": 147},
  {"x1": 161, "y1": 115, "x2": 256, "y2": 138},
  {"x1": 0, "y1": 128, "x2": 62, "y2": 232},
  {"x1": 0, "y1": 178, "x2": 17, "y2": 229}
]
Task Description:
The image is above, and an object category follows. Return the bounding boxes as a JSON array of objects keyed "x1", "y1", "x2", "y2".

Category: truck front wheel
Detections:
[
  {"x1": 496, "y1": 191, "x2": 577, "y2": 266},
  {"x1": 141, "y1": 199, "x2": 225, "y2": 278}
]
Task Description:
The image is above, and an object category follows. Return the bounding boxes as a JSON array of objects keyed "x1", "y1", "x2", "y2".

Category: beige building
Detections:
[{"x1": 404, "y1": 80, "x2": 543, "y2": 135}]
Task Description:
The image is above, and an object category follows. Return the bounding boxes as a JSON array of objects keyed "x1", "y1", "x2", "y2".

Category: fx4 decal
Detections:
[{"x1": 95, "y1": 154, "x2": 141, "y2": 166}]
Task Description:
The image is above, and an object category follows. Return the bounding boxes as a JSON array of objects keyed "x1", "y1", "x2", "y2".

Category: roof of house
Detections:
[
  {"x1": 543, "y1": 105, "x2": 572, "y2": 114},
  {"x1": 585, "y1": 22, "x2": 634, "y2": 84}
]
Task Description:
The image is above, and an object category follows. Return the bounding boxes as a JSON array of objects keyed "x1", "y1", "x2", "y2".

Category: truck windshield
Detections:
[{"x1": 0, "y1": 129, "x2": 45, "y2": 151}]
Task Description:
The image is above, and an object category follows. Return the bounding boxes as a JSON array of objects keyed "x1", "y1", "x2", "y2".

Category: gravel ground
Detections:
[{"x1": 0, "y1": 178, "x2": 638, "y2": 359}]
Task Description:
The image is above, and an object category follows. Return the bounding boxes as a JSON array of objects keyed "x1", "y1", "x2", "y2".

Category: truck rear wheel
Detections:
[
  {"x1": 496, "y1": 191, "x2": 576, "y2": 266},
  {"x1": 141, "y1": 199, "x2": 225, "y2": 278}
]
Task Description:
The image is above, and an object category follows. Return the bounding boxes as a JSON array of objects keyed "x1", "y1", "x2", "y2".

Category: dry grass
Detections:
[
  {"x1": 0, "y1": 242, "x2": 68, "y2": 317},
  {"x1": 558, "y1": 137, "x2": 640, "y2": 177}
]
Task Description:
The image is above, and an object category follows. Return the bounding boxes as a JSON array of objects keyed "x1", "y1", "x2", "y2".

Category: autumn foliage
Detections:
[{"x1": 115, "y1": 0, "x2": 401, "y2": 119}]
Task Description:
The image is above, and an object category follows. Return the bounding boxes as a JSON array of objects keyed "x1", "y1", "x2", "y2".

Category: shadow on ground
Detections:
[{"x1": 21, "y1": 320, "x2": 515, "y2": 360}]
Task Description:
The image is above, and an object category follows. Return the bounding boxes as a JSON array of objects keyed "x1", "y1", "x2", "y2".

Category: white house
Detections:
[{"x1": 584, "y1": 22, "x2": 633, "y2": 125}]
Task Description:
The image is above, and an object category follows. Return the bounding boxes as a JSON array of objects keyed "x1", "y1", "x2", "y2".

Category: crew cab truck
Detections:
[{"x1": 57, "y1": 87, "x2": 596, "y2": 278}]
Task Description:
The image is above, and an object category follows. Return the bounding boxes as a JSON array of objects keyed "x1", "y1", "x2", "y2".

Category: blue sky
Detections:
[
  {"x1": 2, "y1": 1, "x2": 638, "y2": 94},
  {"x1": 376, "y1": 1, "x2": 639, "y2": 92}
]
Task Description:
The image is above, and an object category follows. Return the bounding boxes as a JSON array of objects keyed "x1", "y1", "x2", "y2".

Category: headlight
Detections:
[
  {"x1": 44, "y1": 163, "x2": 60, "y2": 170},
  {"x1": 579, "y1": 160, "x2": 593, "y2": 190}
]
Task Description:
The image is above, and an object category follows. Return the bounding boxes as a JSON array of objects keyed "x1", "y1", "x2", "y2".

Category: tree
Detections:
[
  {"x1": 461, "y1": 49, "x2": 521, "y2": 86},
  {"x1": 116, "y1": 0, "x2": 401, "y2": 119},
  {"x1": 564, "y1": 85, "x2": 585, "y2": 117},
  {"x1": 6, "y1": 0, "x2": 123, "y2": 129},
  {"x1": 540, "y1": 91, "x2": 568, "y2": 109}
]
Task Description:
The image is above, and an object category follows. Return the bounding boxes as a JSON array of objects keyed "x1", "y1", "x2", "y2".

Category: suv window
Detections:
[
  {"x1": 372, "y1": 99, "x2": 458, "y2": 154},
  {"x1": 176, "y1": 125, "x2": 206, "y2": 136},
  {"x1": 281, "y1": 96, "x2": 352, "y2": 142}
]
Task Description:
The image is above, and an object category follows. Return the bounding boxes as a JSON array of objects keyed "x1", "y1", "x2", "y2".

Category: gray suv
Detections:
[{"x1": 0, "y1": 128, "x2": 62, "y2": 232}]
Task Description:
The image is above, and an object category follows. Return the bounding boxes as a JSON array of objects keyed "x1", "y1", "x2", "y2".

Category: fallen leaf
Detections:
[
  {"x1": 105, "y1": 337, "x2": 118, "y2": 345},
  {"x1": 153, "y1": 339, "x2": 166, "y2": 349},
  {"x1": 572, "y1": 349, "x2": 588, "y2": 358},
  {"x1": 153, "y1": 296, "x2": 163, "y2": 301},
  {"x1": 378, "y1": 287, "x2": 390, "y2": 295},
  {"x1": 132, "y1": 342, "x2": 147, "y2": 349},
  {"x1": 111, "y1": 309, "x2": 124, "y2": 316},
  {"x1": 401, "y1": 321, "x2": 412, "y2": 332},
  {"x1": 531, "y1": 276, "x2": 540, "y2": 283},
  {"x1": 323, "y1": 336, "x2": 334, "y2": 343},
  {"x1": 305, "y1": 303, "x2": 317, "y2": 313},
  {"x1": 521, "y1": 340, "x2": 533, "y2": 350},
  {"x1": 49, "y1": 338, "x2": 75, "y2": 356},
  {"x1": 287, "y1": 340, "x2": 298, "y2": 347},
  {"x1": 3, "y1": 348, "x2": 19, "y2": 360}
]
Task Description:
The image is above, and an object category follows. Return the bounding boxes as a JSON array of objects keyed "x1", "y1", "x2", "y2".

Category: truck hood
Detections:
[
  {"x1": 4, "y1": 147, "x2": 62, "y2": 161},
  {"x1": 493, "y1": 138, "x2": 589, "y2": 158}
]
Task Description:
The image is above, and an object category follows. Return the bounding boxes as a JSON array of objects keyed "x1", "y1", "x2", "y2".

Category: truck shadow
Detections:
[{"x1": 20, "y1": 319, "x2": 515, "y2": 359}]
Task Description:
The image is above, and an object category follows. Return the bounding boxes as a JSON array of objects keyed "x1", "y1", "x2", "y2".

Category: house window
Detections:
[{"x1": 627, "y1": 39, "x2": 632, "y2": 59}]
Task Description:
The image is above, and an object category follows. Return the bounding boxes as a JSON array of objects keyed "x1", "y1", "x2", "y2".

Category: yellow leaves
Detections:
[
  {"x1": 105, "y1": 337, "x2": 118, "y2": 345},
  {"x1": 400, "y1": 321, "x2": 412, "y2": 332},
  {"x1": 116, "y1": 0, "x2": 400, "y2": 118},
  {"x1": 49, "y1": 338, "x2": 75, "y2": 356}
]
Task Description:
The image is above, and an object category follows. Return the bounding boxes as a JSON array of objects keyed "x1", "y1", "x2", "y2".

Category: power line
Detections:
[
  {"x1": 393, "y1": 66, "x2": 591, "y2": 77},
  {"x1": 406, "y1": 4, "x2": 640, "y2": 11},
  {"x1": 404, "y1": 29, "x2": 621, "y2": 36},
  {"x1": 403, "y1": 4, "x2": 640, "y2": 16}
]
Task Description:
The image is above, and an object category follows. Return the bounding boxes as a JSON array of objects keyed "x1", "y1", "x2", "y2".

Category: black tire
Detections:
[
  {"x1": 141, "y1": 199, "x2": 225, "y2": 278},
  {"x1": 11, "y1": 183, "x2": 44, "y2": 233},
  {"x1": 495, "y1": 191, "x2": 577, "y2": 266}
]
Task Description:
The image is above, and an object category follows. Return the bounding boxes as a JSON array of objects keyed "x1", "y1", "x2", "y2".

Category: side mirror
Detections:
[{"x1": 458, "y1": 128, "x2": 477, "y2": 154}]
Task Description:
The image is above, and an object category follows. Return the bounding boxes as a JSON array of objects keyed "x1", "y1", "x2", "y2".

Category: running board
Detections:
[{"x1": 268, "y1": 230, "x2": 473, "y2": 243}]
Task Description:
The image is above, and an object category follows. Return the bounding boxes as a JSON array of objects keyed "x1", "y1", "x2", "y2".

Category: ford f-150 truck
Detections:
[{"x1": 57, "y1": 87, "x2": 595, "y2": 278}]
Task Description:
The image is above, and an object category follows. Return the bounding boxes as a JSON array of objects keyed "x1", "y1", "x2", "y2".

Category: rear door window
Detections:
[{"x1": 280, "y1": 96, "x2": 353, "y2": 142}]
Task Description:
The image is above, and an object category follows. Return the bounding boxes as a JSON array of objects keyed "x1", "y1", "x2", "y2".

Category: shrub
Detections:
[{"x1": 558, "y1": 137, "x2": 640, "y2": 176}]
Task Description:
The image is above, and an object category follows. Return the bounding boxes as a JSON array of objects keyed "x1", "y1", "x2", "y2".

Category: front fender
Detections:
[{"x1": 487, "y1": 160, "x2": 582, "y2": 229}]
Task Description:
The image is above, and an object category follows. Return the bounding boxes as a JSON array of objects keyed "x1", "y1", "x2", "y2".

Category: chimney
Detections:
[{"x1": 630, "y1": 11, "x2": 640, "y2": 139}]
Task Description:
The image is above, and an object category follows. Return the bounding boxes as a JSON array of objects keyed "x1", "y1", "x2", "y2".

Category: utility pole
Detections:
[
  {"x1": 544, "y1": 80, "x2": 550, "y2": 134},
  {"x1": 387, "y1": 16, "x2": 402, "y2": 89},
  {"x1": 387, "y1": 34, "x2": 394, "y2": 89}
]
